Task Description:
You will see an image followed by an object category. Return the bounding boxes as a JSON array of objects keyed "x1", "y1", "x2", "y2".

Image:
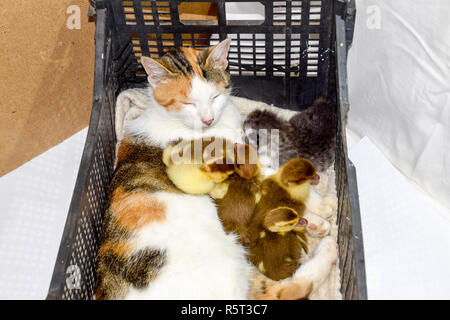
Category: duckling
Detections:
[
  {"x1": 163, "y1": 140, "x2": 331, "y2": 281},
  {"x1": 162, "y1": 137, "x2": 237, "y2": 196},
  {"x1": 246, "y1": 158, "x2": 316, "y2": 281}
]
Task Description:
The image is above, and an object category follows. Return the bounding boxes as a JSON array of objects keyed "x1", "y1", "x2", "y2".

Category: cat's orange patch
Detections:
[
  {"x1": 111, "y1": 187, "x2": 167, "y2": 230},
  {"x1": 258, "y1": 278, "x2": 313, "y2": 300},
  {"x1": 278, "y1": 281, "x2": 313, "y2": 300},
  {"x1": 116, "y1": 137, "x2": 132, "y2": 166},
  {"x1": 153, "y1": 76, "x2": 191, "y2": 111},
  {"x1": 181, "y1": 47, "x2": 203, "y2": 76},
  {"x1": 99, "y1": 241, "x2": 134, "y2": 257}
]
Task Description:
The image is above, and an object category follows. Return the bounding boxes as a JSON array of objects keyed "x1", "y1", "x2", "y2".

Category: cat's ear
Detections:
[
  {"x1": 280, "y1": 158, "x2": 316, "y2": 186},
  {"x1": 205, "y1": 38, "x2": 231, "y2": 70},
  {"x1": 263, "y1": 207, "x2": 299, "y2": 233},
  {"x1": 141, "y1": 56, "x2": 173, "y2": 87}
]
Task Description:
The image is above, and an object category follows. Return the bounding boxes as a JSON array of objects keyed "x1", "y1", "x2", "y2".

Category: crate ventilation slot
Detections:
[
  {"x1": 123, "y1": 1, "x2": 172, "y2": 26},
  {"x1": 120, "y1": 1, "x2": 325, "y2": 79},
  {"x1": 212, "y1": 33, "x2": 267, "y2": 76},
  {"x1": 307, "y1": 33, "x2": 320, "y2": 77},
  {"x1": 273, "y1": 1, "x2": 302, "y2": 26},
  {"x1": 273, "y1": 33, "x2": 301, "y2": 77}
]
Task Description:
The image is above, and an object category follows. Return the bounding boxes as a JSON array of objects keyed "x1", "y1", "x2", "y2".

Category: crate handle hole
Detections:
[{"x1": 225, "y1": 2, "x2": 265, "y2": 26}]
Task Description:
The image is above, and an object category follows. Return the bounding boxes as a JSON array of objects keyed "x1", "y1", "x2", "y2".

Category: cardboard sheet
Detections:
[{"x1": 0, "y1": 1, "x2": 95, "y2": 177}]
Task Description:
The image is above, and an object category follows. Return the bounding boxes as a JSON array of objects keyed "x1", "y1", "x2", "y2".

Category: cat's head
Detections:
[{"x1": 141, "y1": 39, "x2": 232, "y2": 129}]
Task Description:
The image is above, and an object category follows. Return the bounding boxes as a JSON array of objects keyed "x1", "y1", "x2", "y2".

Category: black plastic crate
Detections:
[{"x1": 47, "y1": 0, "x2": 366, "y2": 300}]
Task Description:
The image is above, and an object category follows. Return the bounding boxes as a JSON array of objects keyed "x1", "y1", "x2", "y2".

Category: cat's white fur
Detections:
[
  {"x1": 126, "y1": 77, "x2": 244, "y2": 149},
  {"x1": 305, "y1": 189, "x2": 338, "y2": 219},
  {"x1": 126, "y1": 193, "x2": 251, "y2": 299},
  {"x1": 124, "y1": 74, "x2": 250, "y2": 299},
  {"x1": 290, "y1": 236, "x2": 338, "y2": 294}
]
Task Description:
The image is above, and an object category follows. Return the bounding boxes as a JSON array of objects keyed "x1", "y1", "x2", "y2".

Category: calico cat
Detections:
[
  {"x1": 95, "y1": 39, "x2": 252, "y2": 299},
  {"x1": 243, "y1": 98, "x2": 336, "y2": 172}
]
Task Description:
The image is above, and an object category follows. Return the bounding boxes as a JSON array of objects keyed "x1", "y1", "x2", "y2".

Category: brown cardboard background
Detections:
[
  {"x1": 0, "y1": 1, "x2": 95, "y2": 176},
  {"x1": 0, "y1": 1, "x2": 217, "y2": 177}
]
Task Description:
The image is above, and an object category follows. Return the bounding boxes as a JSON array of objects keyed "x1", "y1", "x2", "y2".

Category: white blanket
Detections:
[{"x1": 348, "y1": 0, "x2": 450, "y2": 212}]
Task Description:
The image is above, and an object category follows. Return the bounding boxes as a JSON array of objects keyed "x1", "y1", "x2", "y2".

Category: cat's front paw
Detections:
[
  {"x1": 256, "y1": 277, "x2": 313, "y2": 300},
  {"x1": 315, "y1": 236, "x2": 338, "y2": 267},
  {"x1": 314, "y1": 194, "x2": 338, "y2": 219},
  {"x1": 304, "y1": 212, "x2": 330, "y2": 237}
]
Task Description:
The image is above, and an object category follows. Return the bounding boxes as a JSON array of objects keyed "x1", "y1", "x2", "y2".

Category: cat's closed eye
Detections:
[
  {"x1": 210, "y1": 94, "x2": 220, "y2": 103},
  {"x1": 182, "y1": 101, "x2": 196, "y2": 107}
]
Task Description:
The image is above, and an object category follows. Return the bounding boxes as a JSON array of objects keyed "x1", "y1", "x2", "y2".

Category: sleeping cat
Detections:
[
  {"x1": 95, "y1": 39, "x2": 252, "y2": 299},
  {"x1": 243, "y1": 98, "x2": 336, "y2": 172}
]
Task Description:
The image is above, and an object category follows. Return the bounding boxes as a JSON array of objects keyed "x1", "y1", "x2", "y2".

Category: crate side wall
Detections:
[{"x1": 47, "y1": 9, "x2": 118, "y2": 299}]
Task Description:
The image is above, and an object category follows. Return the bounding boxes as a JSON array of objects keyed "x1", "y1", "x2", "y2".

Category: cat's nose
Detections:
[{"x1": 202, "y1": 118, "x2": 214, "y2": 126}]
